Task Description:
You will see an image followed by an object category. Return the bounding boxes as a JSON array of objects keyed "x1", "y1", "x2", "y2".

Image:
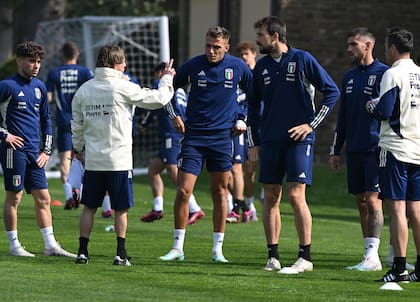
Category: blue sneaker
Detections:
[
  {"x1": 212, "y1": 254, "x2": 229, "y2": 263},
  {"x1": 159, "y1": 249, "x2": 185, "y2": 261}
]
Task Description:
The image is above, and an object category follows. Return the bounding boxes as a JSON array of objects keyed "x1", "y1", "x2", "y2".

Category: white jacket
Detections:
[{"x1": 71, "y1": 67, "x2": 174, "y2": 171}]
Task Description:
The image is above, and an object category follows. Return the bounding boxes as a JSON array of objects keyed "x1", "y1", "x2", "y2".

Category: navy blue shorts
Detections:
[
  {"x1": 82, "y1": 170, "x2": 134, "y2": 211},
  {"x1": 178, "y1": 129, "x2": 233, "y2": 176},
  {"x1": 232, "y1": 133, "x2": 246, "y2": 164},
  {"x1": 158, "y1": 134, "x2": 181, "y2": 165},
  {"x1": 0, "y1": 147, "x2": 48, "y2": 192},
  {"x1": 378, "y1": 148, "x2": 420, "y2": 201},
  {"x1": 346, "y1": 151, "x2": 380, "y2": 194},
  {"x1": 259, "y1": 141, "x2": 313, "y2": 185},
  {"x1": 56, "y1": 124, "x2": 73, "y2": 153}
]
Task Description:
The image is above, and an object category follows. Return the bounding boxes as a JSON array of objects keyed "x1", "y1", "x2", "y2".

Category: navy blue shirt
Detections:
[
  {"x1": 170, "y1": 54, "x2": 252, "y2": 131},
  {"x1": 46, "y1": 64, "x2": 93, "y2": 126},
  {"x1": 248, "y1": 47, "x2": 340, "y2": 146},
  {"x1": 331, "y1": 59, "x2": 388, "y2": 154},
  {"x1": 0, "y1": 73, "x2": 52, "y2": 153}
]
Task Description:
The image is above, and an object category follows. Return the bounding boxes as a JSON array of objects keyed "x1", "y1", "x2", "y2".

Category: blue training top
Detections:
[
  {"x1": 0, "y1": 73, "x2": 52, "y2": 154},
  {"x1": 331, "y1": 59, "x2": 388, "y2": 155},
  {"x1": 168, "y1": 54, "x2": 252, "y2": 131},
  {"x1": 46, "y1": 64, "x2": 93, "y2": 126},
  {"x1": 248, "y1": 46, "x2": 340, "y2": 146}
]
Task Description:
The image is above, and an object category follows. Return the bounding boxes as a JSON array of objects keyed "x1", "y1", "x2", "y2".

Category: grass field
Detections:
[{"x1": 0, "y1": 165, "x2": 418, "y2": 301}]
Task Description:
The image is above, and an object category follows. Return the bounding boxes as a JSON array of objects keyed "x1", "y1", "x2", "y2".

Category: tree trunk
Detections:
[{"x1": 17, "y1": 0, "x2": 66, "y2": 43}]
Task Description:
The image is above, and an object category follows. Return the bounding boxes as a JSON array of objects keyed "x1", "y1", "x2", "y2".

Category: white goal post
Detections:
[{"x1": 34, "y1": 15, "x2": 170, "y2": 173}]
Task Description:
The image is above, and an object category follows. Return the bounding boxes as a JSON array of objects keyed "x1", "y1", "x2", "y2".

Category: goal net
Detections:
[{"x1": 34, "y1": 15, "x2": 170, "y2": 172}]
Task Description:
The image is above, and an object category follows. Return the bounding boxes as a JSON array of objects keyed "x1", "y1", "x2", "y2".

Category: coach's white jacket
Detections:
[{"x1": 71, "y1": 67, "x2": 174, "y2": 171}]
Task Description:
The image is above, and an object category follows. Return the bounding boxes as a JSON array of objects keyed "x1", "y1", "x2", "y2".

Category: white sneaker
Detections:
[
  {"x1": 9, "y1": 246, "x2": 35, "y2": 257},
  {"x1": 346, "y1": 257, "x2": 382, "y2": 271},
  {"x1": 264, "y1": 257, "x2": 281, "y2": 271},
  {"x1": 44, "y1": 243, "x2": 77, "y2": 258},
  {"x1": 386, "y1": 258, "x2": 415, "y2": 270},
  {"x1": 279, "y1": 257, "x2": 313, "y2": 274}
]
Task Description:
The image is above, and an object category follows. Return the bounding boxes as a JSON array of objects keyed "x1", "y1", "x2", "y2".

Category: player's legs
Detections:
[
  {"x1": 262, "y1": 183, "x2": 282, "y2": 245},
  {"x1": 3, "y1": 190, "x2": 23, "y2": 231},
  {"x1": 59, "y1": 150, "x2": 72, "y2": 185},
  {"x1": 286, "y1": 182, "x2": 311, "y2": 246},
  {"x1": 407, "y1": 200, "x2": 420, "y2": 258},
  {"x1": 174, "y1": 170, "x2": 198, "y2": 229},
  {"x1": 210, "y1": 171, "x2": 230, "y2": 233},
  {"x1": 259, "y1": 142, "x2": 285, "y2": 266},
  {"x1": 243, "y1": 158, "x2": 257, "y2": 200},
  {"x1": 148, "y1": 157, "x2": 166, "y2": 200},
  {"x1": 243, "y1": 158, "x2": 259, "y2": 221},
  {"x1": 32, "y1": 188, "x2": 53, "y2": 228},
  {"x1": 31, "y1": 185, "x2": 75, "y2": 257},
  {"x1": 356, "y1": 193, "x2": 369, "y2": 237}
]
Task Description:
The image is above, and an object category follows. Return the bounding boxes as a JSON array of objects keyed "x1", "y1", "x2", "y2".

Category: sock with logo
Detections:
[
  {"x1": 364, "y1": 237, "x2": 380, "y2": 260},
  {"x1": 212, "y1": 232, "x2": 225, "y2": 255},
  {"x1": 173, "y1": 229, "x2": 186, "y2": 251},
  {"x1": 298, "y1": 244, "x2": 311, "y2": 262},
  {"x1": 7, "y1": 230, "x2": 21, "y2": 250},
  {"x1": 267, "y1": 244, "x2": 279, "y2": 259}
]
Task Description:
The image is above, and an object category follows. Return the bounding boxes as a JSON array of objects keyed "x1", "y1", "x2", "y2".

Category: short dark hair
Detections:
[
  {"x1": 347, "y1": 27, "x2": 375, "y2": 43},
  {"x1": 236, "y1": 41, "x2": 257, "y2": 54},
  {"x1": 206, "y1": 26, "x2": 230, "y2": 42},
  {"x1": 62, "y1": 42, "x2": 79, "y2": 60},
  {"x1": 386, "y1": 26, "x2": 413, "y2": 53},
  {"x1": 96, "y1": 44, "x2": 125, "y2": 68},
  {"x1": 15, "y1": 41, "x2": 45, "y2": 59},
  {"x1": 254, "y1": 16, "x2": 287, "y2": 43}
]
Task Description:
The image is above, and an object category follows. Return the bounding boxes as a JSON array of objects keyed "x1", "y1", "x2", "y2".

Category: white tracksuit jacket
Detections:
[{"x1": 71, "y1": 67, "x2": 174, "y2": 171}]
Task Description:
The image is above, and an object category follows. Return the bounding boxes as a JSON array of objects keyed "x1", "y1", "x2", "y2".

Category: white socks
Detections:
[
  {"x1": 7, "y1": 230, "x2": 21, "y2": 250},
  {"x1": 212, "y1": 232, "x2": 225, "y2": 256},
  {"x1": 40, "y1": 226, "x2": 58, "y2": 250},
  {"x1": 188, "y1": 194, "x2": 201, "y2": 213},
  {"x1": 365, "y1": 237, "x2": 380, "y2": 260},
  {"x1": 153, "y1": 196, "x2": 164, "y2": 212},
  {"x1": 227, "y1": 193, "x2": 233, "y2": 214},
  {"x1": 63, "y1": 182, "x2": 73, "y2": 200},
  {"x1": 102, "y1": 195, "x2": 111, "y2": 212},
  {"x1": 173, "y1": 229, "x2": 186, "y2": 251}
]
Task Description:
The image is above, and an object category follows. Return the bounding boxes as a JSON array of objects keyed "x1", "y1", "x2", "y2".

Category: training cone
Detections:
[
  {"x1": 379, "y1": 282, "x2": 403, "y2": 291},
  {"x1": 51, "y1": 200, "x2": 63, "y2": 206}
]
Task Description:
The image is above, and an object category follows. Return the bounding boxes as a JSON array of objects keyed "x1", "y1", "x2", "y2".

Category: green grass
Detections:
[{"x1": 0, "y1": 165, "x2": 419, "y2": 301}]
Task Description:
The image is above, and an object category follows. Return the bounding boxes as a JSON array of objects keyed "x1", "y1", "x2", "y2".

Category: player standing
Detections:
[
  {"x1": 46, "y1": 42, "x2": 93, "y2": 209},
  {"x1": 329, "y1": 28, "x2": 387, "y2": 271},
  {"x1": 248, "y1": 16, "x2": 340, "y2": 273},
  {"x1": 159, "y1": 26, "x2": 252, "y2": 262}
]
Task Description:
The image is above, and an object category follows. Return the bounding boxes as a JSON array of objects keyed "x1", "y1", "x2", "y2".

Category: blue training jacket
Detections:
[
  {"x1": 168, "y1": 54, "x2": 252, "y2": 131},
  {"x1": 248, "y1": 46, "x2": 340, "y2": 146},
  {"x1": 0, "y1": 73, "x2": 52, "y2": 154},
  {"x1": 330, "y1": 59, "x2": 388, "y2": 155}
]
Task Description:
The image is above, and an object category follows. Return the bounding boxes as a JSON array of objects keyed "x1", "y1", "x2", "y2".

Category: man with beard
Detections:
[
  {"x1": 329, "y1": 28, "x2": 388, "y2": 271},
  {"x1": 248, "y1": 16, "x2": 340, "y2": 274}
]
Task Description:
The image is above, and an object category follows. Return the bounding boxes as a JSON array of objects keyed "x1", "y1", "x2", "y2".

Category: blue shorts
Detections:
[
  {"x1": 232, "y1": 133, "x2": 246, "y2": 164},
  {"x1": 0, "y1": 146, "x2": 48, "y2": 192},
  {"x1": 158, "y1": 134, "x2": 181, "y2": 165},
  {"x1": 259, "y1": 141, "x2": 313, "y2": 185},
  {"x1": 346, "y1": 151, "x2": 380, "y2": 194},
  {"x1": 378, "y1": 148, "x2": 420, "y2": 201},
  {"x1": 178, "y1": 129, "x2": 233, "y2": 176},
  {"x1": 82, "y1": 170, "x2": 134, "y2": 211},
  {"x1": 56, "y1": 124, "x2": 73, "y2": 153}
]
